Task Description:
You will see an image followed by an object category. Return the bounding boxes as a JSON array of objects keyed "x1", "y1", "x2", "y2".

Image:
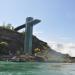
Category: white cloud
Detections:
[{"x1": 48, "y1": 41, "x2": 75, "y2": 57}]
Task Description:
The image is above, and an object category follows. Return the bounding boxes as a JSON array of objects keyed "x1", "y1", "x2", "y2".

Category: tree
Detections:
[
  {"x1": 1, "y1": 23, "x2": 14, "y2": 30},
  {"x1": 0, "y1": 42, "x2": 9, "y2": 55}
]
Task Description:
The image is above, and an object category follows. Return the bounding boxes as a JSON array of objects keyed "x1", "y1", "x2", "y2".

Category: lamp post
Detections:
[{"x1": 24, "y1": 17, "x2": 41, "y2": 55}]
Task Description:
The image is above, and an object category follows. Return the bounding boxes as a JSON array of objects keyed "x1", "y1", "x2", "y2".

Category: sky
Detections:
[{"x1": 0, "y1": 0, "x2": 75, "y2": 56}]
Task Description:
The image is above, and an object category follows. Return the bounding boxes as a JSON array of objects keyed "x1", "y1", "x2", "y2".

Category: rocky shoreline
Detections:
[
  {"x1": 0, "y1": 54, "x2": 74, "y2": 63},
  {"x1": 0, "y1": 55, "x2": 45, "y2": 62}
]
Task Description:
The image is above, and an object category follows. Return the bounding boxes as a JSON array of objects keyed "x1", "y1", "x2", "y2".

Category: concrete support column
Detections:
[{"x1": 24, "y1": 17, "x2": 33, "y2": 55}]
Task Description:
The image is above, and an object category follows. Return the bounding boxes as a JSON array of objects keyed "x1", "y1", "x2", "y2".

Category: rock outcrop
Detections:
[
  {"x1": 0, "y1": 27, "x2": 49, "y2": 55},
  {"x1": 0, "y1": 27, "x2": 72, "y2": 62}
]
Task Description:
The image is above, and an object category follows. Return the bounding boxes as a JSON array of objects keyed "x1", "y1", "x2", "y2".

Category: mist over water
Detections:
[{"x1": 0, "y1": 61, "x2": 75, "y2": 75}]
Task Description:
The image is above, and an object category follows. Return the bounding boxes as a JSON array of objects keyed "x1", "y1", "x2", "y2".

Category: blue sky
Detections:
[{"x1": 0, "y1": 0, "x2": 75, "y2": 56}]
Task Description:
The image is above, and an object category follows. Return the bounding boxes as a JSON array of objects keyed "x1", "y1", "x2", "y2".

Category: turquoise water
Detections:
[{"x1": 0, "y1": 62, "x2": 75, "y2": 75}]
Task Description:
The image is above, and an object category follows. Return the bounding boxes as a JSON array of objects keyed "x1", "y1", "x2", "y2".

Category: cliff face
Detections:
[
  {"x1": 0, "y1": 27, "x2": 49, "y2": 55},
  {"x1": 0, "y1": 27, "x2": 71, "y2": 62}
]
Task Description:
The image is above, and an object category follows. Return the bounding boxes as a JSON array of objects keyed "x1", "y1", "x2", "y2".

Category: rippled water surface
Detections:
[{"x1": 0, "y1": 61, "x2": 75, "y2": 75}]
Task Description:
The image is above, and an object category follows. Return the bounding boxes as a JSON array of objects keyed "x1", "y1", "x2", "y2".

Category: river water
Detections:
[{"x1": 0, "y1": 61, "x2": 75, "y2": 75}]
